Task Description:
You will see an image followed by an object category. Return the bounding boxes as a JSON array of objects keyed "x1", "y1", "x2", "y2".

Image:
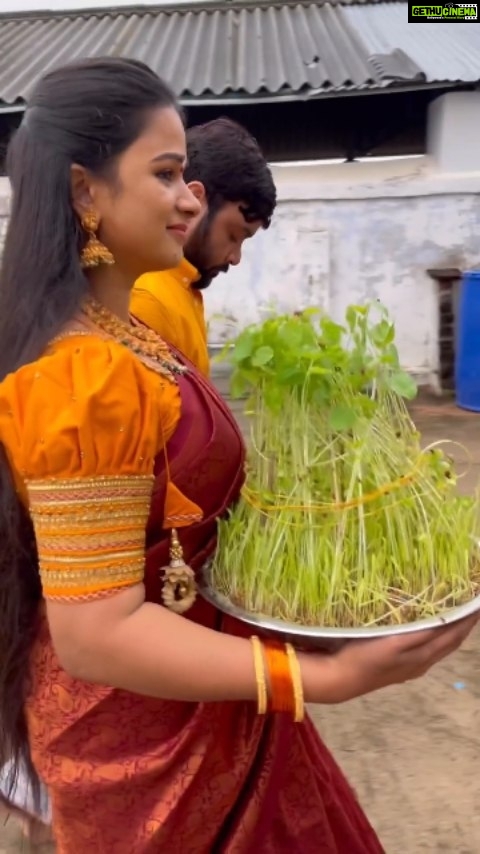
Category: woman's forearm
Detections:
[
  {"x1": 48, "y1": 589, "x2": 260, "y2": 702},
  {"x1": 90, "y1": 600, "x2": 259, "y2": 701},
  {"x1": 47, "y1": 587, "x2": 333, "y2": 704}
]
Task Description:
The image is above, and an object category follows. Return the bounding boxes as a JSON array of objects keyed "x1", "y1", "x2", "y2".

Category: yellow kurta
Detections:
[{"x1": 131, "y1": 259, "x2": 210, "y2": 377}]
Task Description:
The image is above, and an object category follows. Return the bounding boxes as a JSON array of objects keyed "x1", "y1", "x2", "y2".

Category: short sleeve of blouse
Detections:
[{"x1": 0, "y1": 336, "x2": 181, "y2": 600}]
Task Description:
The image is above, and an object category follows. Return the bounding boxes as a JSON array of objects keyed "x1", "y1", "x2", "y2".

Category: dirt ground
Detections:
[{"x1": 1, "y1": 391, "x2": 480, "y2": 853}]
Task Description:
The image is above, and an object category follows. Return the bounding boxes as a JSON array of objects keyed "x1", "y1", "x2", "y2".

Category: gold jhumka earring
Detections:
[{"x1": 80, "y1": 211, "x2": 115, "y2": 269}]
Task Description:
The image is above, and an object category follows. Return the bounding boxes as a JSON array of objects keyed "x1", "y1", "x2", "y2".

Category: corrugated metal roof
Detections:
[
  {"x1": 0, "y1": 2, "x2": 478, "y2": 109},
  {"x1": 0, "y1": 3, "x2": 381, "y2": 106},
  {"x1": 344, "y1": 4, "x2": 480, "y2": 84}
]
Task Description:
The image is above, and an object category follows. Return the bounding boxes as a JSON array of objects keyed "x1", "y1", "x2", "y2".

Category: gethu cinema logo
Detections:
[{"x1": 411, "y1": 3, "x2": 477, "y2": 15}]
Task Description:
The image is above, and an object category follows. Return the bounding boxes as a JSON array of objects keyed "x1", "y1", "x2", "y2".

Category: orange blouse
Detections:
[{"x1": 0, "y1": 334, "x2": 181, "y2": 600}]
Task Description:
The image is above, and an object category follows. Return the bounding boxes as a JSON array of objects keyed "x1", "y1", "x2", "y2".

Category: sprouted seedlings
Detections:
[{"x1": 212, "y1": 304, "x2": 480, "y2": 627}]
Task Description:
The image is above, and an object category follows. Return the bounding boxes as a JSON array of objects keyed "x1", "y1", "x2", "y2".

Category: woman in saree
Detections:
[{"x1": 0, "y1": 58, "x2": 476, "y2": 854}]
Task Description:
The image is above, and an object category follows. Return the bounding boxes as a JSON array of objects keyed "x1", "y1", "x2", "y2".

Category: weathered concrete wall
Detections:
[
  {"x1": 205, "y1": 91, "x2": 480, "y2": 387},
  {"x1": 204, "y1": 158, "x2": 480, "y2": 387}
]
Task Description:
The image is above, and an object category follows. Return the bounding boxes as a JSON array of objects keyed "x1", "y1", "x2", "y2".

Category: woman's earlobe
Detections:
[{"x1": 70, "y1": 163, "x2": 95, "y2": 219}]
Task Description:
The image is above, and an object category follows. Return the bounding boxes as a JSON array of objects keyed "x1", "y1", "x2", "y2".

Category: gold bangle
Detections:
[
  {"x1": 285, "y1": 643, "x2": 305, "y2": 723},
  {"x1": 251, "y1": 636, "x2": 268, "y2": 715}
]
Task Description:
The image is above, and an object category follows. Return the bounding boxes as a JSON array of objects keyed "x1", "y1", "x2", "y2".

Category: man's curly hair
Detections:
[{"x1": 185, "y1": 117, "x2": 276, "y2": 228}]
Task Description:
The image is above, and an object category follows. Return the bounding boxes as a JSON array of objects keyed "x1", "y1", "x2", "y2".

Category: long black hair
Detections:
[{"x1": 0, "y1": 56, "x2": 179, "y2": 804}]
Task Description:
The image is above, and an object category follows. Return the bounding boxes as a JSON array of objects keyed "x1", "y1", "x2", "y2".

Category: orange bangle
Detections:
[
  {"x1": 286, "y1": 643, "x2": 305, "y2": 722},
  {"x1": 263, "y1": 640, "x2": 295, "y2": 715}
]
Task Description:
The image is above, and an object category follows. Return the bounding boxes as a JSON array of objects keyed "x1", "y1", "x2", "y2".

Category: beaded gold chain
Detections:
[{"x1": 82, "y1": 295, "x2": 186, "y2": 382}]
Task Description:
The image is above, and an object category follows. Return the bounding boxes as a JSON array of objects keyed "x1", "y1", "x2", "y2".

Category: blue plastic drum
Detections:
[{"x1": 456, "y1": 270, "x2": 480, "y2": 411}]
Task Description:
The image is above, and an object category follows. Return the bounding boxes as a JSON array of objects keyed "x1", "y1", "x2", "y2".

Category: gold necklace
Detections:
[{"x1": 82, "y1": 296, "x2": 186, "y2": 382}]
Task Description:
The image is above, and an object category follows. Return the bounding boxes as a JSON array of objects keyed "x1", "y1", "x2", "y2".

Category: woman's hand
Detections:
[{"x1": 300, "y1": 613, "x2": 478, "y2": 705}]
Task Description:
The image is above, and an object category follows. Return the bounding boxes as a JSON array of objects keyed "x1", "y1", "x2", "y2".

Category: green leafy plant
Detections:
[{"x1": 212, "y1": 303, "x2": 480, "y2": 627}]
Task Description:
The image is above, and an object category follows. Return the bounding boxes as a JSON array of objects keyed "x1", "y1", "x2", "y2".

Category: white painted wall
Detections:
[
  {"x1": 428, "y1": 92, "x2": 480, "y2": 174},
  {"x1": 204, "y1": 155, "x2": 480, "y2": 387}
]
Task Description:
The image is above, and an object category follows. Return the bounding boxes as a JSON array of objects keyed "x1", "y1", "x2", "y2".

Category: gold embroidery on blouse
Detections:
[{"x1": 27, "y1": 475, "x2": 153, "y2": 600}]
